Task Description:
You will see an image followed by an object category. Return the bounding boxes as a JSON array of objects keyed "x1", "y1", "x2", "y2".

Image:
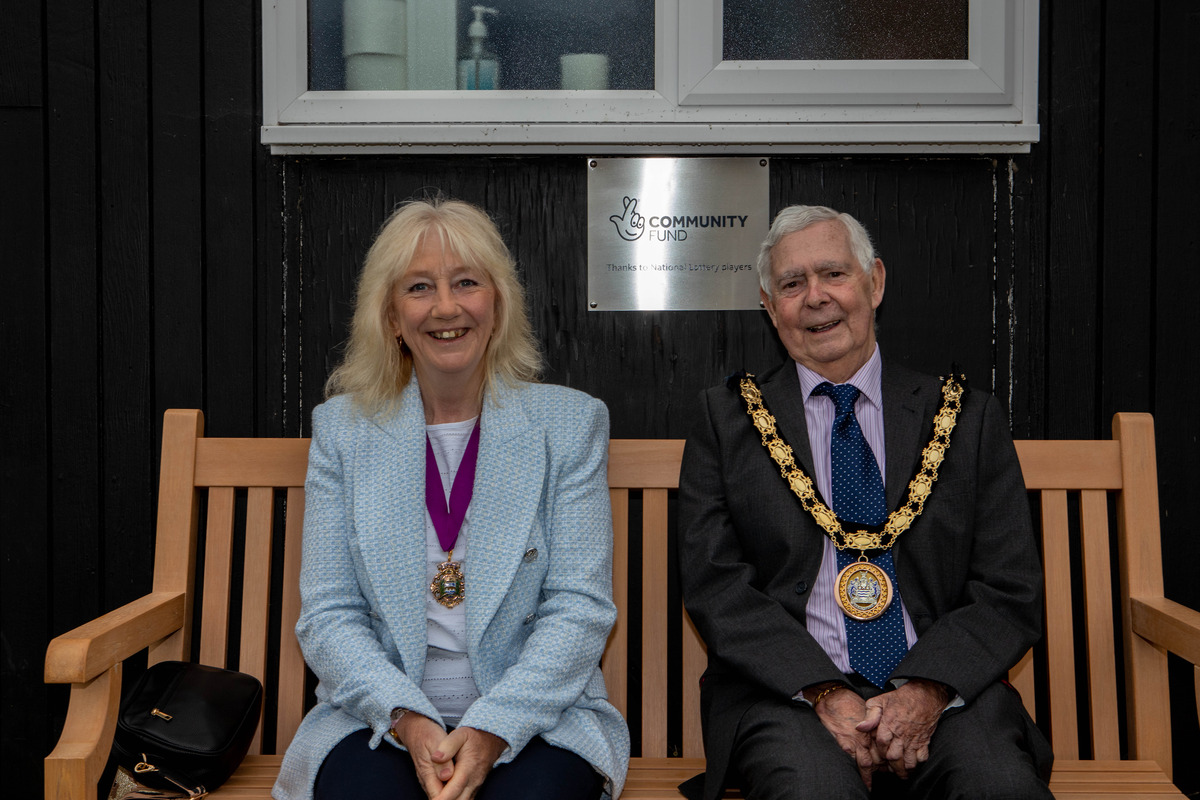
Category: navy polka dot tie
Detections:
[{"x1": 812, "y1": 382, "x2": 909, "y2": 688}]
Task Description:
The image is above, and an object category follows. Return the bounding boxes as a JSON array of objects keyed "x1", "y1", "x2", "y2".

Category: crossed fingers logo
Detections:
[{"x1": 610, "y1": 196, "x2": 645, "y2": 241}]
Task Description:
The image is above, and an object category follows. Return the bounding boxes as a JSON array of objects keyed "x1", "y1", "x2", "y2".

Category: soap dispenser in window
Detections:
[{"x1": 458, "y1": 5, "x2": 500, "y2": 90}]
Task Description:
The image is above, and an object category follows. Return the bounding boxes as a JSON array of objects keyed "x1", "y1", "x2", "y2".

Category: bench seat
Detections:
[{"x1": 45, "y1": 411, "x2": 1200, "y2": 799}]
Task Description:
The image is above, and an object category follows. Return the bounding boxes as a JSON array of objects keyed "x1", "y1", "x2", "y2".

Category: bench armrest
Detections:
[
  {"x1": 1131, "y1": 596, "x2": 1200, "y2": 666},
  {"x1": 45, "y1": 591, "x2": 187, "y2": 684}
]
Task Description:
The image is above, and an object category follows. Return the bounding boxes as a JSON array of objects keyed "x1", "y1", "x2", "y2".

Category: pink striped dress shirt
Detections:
[{"x1": 795, "y1": 346, "x2": 919, "y2": 675}]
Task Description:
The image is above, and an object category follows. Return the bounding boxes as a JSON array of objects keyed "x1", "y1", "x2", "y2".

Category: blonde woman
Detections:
[{"x1": 274, "y1": 199, "x2": 628, "y2": 800}]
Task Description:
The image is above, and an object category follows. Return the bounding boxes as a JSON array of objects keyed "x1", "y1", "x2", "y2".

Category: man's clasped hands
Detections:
[{"x1": 807, "y1": 678, "x2": 954, "y2": 789}]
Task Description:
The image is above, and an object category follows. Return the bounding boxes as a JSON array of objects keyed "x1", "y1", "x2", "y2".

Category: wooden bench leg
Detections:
[{"x1": 44, "y1": 663, "x2": 122, "y2": 800}]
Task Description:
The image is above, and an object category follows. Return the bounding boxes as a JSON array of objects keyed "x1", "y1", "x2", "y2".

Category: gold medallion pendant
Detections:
[
  {"x1": 836, "y1": 560, "x2": 893, "y2": 620},
  {"x1": 431, "y1": 554, "x2": 465, "y2": 608}
]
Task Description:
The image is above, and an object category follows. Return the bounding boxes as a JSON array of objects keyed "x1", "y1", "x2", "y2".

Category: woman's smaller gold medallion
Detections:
[{"x1": 431, "y1": 560, "x2": 465, "y2": 608}]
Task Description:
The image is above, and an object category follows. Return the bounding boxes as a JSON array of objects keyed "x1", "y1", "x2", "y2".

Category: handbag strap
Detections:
[{"x1": 110, "y1": 764, "x2": 208, "y2": 800}]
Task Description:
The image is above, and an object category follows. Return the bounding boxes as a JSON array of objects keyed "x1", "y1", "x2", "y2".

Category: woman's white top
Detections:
[{"x1": 422, "y1": 417, "x2": 482, "y2": 724}]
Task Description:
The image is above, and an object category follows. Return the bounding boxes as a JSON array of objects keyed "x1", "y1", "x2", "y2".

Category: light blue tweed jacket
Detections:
[{"x1": 273, "y1": 378, "x2": 629, "y2": 799}]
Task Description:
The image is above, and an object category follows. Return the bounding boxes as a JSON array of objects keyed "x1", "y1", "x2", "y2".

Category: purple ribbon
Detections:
[{"x1": 425, "y1": 421, "x2": 481, "y2": 553}]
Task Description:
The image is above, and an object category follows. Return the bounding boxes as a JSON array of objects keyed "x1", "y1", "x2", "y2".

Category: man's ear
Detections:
[
  {"x1": 870, "y1": 258, "x2": 886, "y2": 309},
  {"x1": 760, "y1": 287, "x2": 778, "y2": 327}
]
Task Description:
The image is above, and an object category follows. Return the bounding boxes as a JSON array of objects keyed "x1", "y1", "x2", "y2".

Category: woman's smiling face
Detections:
[{"x1": 388, "y1": 233, "x2": 496, "y2": 394}]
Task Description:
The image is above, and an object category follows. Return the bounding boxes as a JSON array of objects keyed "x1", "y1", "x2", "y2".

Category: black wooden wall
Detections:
[{"x1": 2, "y1": 2, "x2": 1198, "y2": 796}]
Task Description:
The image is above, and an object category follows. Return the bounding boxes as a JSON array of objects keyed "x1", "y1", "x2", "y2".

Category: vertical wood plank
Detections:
[
  {"x1": 681, "y1": 610, "x2": 706, "y2": 758},
  {"x1": 276, "y1": 487, "x2": 308, "y2": 751},
  {"x1": 641, "y1": 489, "x2": 669, "y2": 757},
  {"x1": 1113, "y1": 414, "x2": 1172, "y2": 776},
  {"x1": 602, "y1": 488, "x2": 630, "y2": 720},
  {"x1": 0, "y1": 105, "x2": 50, "y2": 795},
  {"x1": 1079, "y1": 489, "x2": 1119, "y2": 759},
  {"x1": 1044, "y1": 0, "x2": 1102, "y2": 439},
  {"x1": 1040, "y1": 489, "x2": 1078, "y2": 757},
  {"x1": 99, "y1": 0, "x2": 155, "y2": 616},
  {"x1": 1153, "y1": 7, "x2": 1200, "y2": 791},
  {"x1": 0, "y1": 0, "x2": 42, "y2": 106},
  {"x1": 1007, "y1": 649, "x2": 1036, "y2": 724},
  {"x1": 148, "y1": 410, "x2": 204, "y2": 665},
  {"x1": 1099, "y1": 0, "x2": 1154, "y2": 419},
  {"x1": 256, "y1": 156, "x2": 294, "y2": 436},
  {"x1": 150, "y1": 0, "x2": 205, "y2": 413},
  {"x1": 43, "y1": 3, "x2": 104, "y2": 788},
  {"x1": 42, "y1": 664, "x2": 123, "y2": 800},
  {"x1": 46, "y1": 0, "x2": 103, "y2": 641},
  {"x1": 199, "y1": 487, "x2": 236, "y2": 667},
  {"x1": 241, "y1": 487, "x2": 275, "y2": 753},
  {"x1": 203, "y1": 0, "x2": 259, "y2": 437}
]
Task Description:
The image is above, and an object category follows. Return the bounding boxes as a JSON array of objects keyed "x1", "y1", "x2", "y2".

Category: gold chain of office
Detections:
[{"x1": 738, "y1": 373, "x2": 965, "y2": 554}]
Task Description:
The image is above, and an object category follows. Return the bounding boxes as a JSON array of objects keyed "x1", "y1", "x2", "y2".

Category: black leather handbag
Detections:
[{"x1": 112, "y1": 661, "x2": 263, "y2": 798}]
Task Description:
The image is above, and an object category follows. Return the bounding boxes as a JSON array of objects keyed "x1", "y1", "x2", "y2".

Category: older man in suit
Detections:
[{"x1": 678, "y1": 205, "x2": 1053, "y2": 799}]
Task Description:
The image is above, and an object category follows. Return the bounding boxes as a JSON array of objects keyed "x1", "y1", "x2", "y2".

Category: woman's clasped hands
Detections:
[{"x1": 393, "y1": 712, "x2": 508, "y2": 800}]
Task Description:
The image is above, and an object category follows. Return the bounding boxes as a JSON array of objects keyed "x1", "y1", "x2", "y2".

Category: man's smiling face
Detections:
[{"x1": 760, "y1": 219, "x2": 885, "y2": 384}]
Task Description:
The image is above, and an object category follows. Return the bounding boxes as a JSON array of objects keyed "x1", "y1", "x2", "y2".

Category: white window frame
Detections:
[{"x1": 262, "y1": 0, "x2": 1039, "y2": 154}]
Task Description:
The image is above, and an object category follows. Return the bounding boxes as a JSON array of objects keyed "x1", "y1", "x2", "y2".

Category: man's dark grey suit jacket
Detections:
[{"x1": 677, "y1": 358, "x2": 1043, "y2": 800}]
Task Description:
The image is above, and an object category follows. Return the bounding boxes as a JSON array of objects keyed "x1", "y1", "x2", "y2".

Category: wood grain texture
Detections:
[
  {"x1": 45, "y1": 593, "x2": 186, "y2": 684},
  {"x1": 603, "y1": 488, "x2": 630, "y2": 719},
  {"x1": 0, "y1": 0, "x2": 41, "y2": 107},
  {"x1": 99, "y1": 0, "x2": 156, "y2": 622},
  {"x1": 40, "y1": 4, "x2": 105, "y2": 788},
  {"x1": 276, "y1": 487, "x2": 308, "y2": 751},
  {"x1": 1041, "y1": 489, "x2": 1079, "y2": 757},
  {"x1": 641, "y1": 489, "x2": 670, "y2": 757},
  {"x1": 43, "y1": 665, "x2": 123, "y2": 800},
  {"x1": 200, "y1": 487, "x2": 237, "y2": 667},
  {"x1": 1043, "y1": 0, "x2": 1101, "y2": 440},
  {"x1": 150, "y1": 0, "x2": 205, "y2": 415},
  {"x1": 1131, "y1": 598, "x2": 1200, "y2": 671},
  {"x1": 241, "y1": 487, "x2": 275, "y2": 754},
  {"x1": 204, "y1": 0, "x2": 259, "y2": 438},
  {"x1": 1151, "y1": 7, "x2": 1200, "y2": 784},
  {"x1": 1100, "y1": 0, "x2": 1155, "y2": 421},
  {"x1": 1080, "y1": 489, "x2": 1119, "y2": 760},
  {"x1": 42, "y1": 419, "x2": 1193, "y2": 799},
  {"x1": 0, "y1": 106, "x2": 50, "y2": 789}
]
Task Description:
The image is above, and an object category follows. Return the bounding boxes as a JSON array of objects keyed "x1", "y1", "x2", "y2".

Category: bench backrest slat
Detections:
[
  {"x1": 641, "y1": 488, "x2": 671, "y2": 756},
  {"x1": 199, "y1": 486, "x2": 237, "y2": 667},
  {"x1": 1039, "y1": 488, "x2": 1079, "y2": 756},
  {"x1": 682, "y1": 613, "x2": 705, "y2": 758},
  {"x1": 242, "y1": 487, "x2": 276, "y2": 754},
  {"x1": 603, "y1": 488, "x2": 630, "y2": 720},
  {"x1": 278, "y1": 486, "x2": 307, "y2": 752},
  {"x1": 157, "y1": 411, "x2": 1170, "y2": 775},
  {"x1": 1080, "y1": 488, "x2": 1120, "y2": 760}
]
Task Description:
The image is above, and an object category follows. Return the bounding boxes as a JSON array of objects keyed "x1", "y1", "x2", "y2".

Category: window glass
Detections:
[
  {"x1": 722, "y1": 0, "x2": 968, "y2": 62},
  {"x1": 309, "y1": 0, "x2": 654, "y2": 91}
]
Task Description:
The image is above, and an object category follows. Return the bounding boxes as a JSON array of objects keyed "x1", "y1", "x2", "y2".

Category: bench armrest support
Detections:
[
  {"x1": 45, "y1": 591, "x2": 187, "y2": 684},
  {"x1": 1131, "y1": 596, "x2": 1200, "y2": 666},
  {"x1": 44, "y1": 664, "x2": 122, "y2": 800}
]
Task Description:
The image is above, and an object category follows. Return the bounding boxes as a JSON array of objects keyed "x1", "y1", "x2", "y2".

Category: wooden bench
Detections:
[{"x1": 45, "y1": 410, "x2": 1200, "y2": 799}]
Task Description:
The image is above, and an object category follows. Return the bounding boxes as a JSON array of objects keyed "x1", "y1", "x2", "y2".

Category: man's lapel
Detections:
[
  {"x1": 759, "y1": 361, "x2": 821, "y2": 500},
  {"x1": 881, "y1": 362, "x2": 935, "y2": 511}
]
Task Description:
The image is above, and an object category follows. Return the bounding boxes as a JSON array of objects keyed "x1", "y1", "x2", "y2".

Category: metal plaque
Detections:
[{"x1": 587, "y1": 157, "x2": 769, "y2": 311}]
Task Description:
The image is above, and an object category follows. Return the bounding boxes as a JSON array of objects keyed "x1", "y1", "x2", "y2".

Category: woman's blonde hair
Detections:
[{"x1": 325, "y1": 198, "x2": 542, "y2": 414}]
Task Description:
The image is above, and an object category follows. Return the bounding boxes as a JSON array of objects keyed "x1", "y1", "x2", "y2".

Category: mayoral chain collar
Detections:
[{"x1": 737, "y1": 372, "x2": 965, "y2": 554}]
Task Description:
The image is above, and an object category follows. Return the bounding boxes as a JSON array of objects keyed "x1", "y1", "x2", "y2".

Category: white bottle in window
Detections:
[{"x1": 457, "y1": 6, "x2": 500, "y2": 90}]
